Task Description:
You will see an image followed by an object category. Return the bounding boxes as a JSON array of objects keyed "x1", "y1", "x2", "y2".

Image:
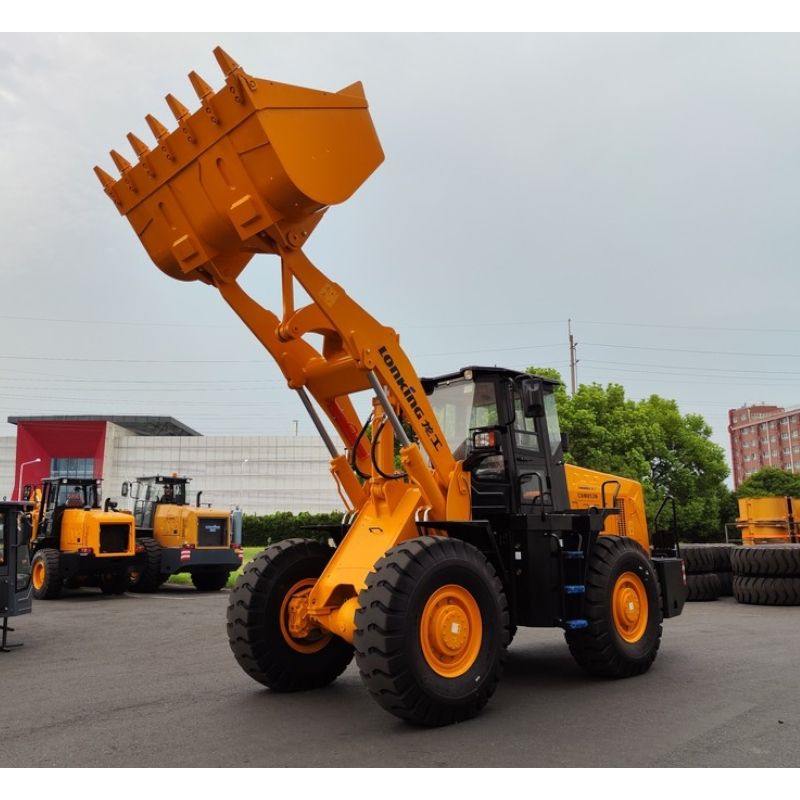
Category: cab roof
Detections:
[
  {"x1": 136, "y1": 475, "x2": 189, "y2": 483},
  {"x1": 421, "y1": 366, "x2": 562, "y2": 391},
  {"x1": 41, "y1": 476, "x2": 101, "y2": 486}
]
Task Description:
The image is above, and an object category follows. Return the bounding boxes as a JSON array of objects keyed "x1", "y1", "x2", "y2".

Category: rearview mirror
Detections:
[
  {"x1": 121, "y1": 482, "x2": 128, "y2": 497},
  {"x1": 522, "y1": 381, "x2": 544, "y2": 417}
]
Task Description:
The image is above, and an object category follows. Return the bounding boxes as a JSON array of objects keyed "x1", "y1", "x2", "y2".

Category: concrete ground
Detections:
[{"x1": 0, "y1": 587, "x2": 797, "y2": 768}]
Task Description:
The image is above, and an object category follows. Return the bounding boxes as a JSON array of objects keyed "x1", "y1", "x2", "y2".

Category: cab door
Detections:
[
  {"x1": 511, "y1": 380, "x2": 569, "y2": 514},
  {"x1": 510, "y1": 384, "x2": 550, "y2": 514}
]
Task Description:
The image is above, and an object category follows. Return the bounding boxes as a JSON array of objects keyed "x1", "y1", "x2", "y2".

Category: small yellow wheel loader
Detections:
[
  {"x1": 121, "y1": 475, "x2": 242, "y2": 591},
  {"x1": 27, "y1": 477, "x2": 140, "y2": 599},
  {"x1": 96, "y1": 48, "x2": 687, "y2": 725}
]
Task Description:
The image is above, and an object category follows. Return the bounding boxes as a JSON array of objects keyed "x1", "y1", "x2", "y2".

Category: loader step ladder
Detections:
[{"x1": 558, "y1": 535, "x2": 589, "y2": 632}]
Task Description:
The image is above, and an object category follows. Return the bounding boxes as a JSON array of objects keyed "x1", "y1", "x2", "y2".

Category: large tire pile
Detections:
[
  {"x1": 730, "y1": 545, "x2": 800, "y2": 606},
  {"x1": 680, "y1": 544, "x2": 734, "y2": 601}
]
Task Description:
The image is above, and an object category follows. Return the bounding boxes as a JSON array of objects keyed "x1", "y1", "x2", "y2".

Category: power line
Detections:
[
  {"x1": 582, "y1": 359, "x2": 800, "y2": 377},
  {"x1": 0, "y1": 313, "x2": 235, "y2": 330},
  {"x1": 577, "y1": 319, "x2": 800, "y2": 335},
  {"x1": 0, "y1": 354, "x2": 267, "y2": 364},
  {"x1": 588, "y1": 342, "x2": 800, "y2": 359}
]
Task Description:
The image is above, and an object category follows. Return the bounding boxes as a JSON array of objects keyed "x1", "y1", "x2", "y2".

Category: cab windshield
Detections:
[
  {"x1": 55, "y1": 483, "x2": 99, "y2": 508},
  {"x1": 427, "y1": 378, "x2": 498, "y2": 460},
  {"x1": 143, "y1": 480, "x2": 186, "y2": 505}
]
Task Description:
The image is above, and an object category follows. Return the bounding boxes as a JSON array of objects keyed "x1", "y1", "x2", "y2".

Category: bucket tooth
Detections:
[
  {"x1": 167, "y1": 93, "x2": 197, "y2": 143},
  {"x1": 213, "y1": 46, "x2": 241, "y2": 76},
  {"x1": 93, "y1": 165, "x2": 116, "y2": 189},
  {"x1": 145, "y1": 113, "x2": 170, "y2": 142},
  {"x1": 126, "y1": 132, "x2": 150, "y2": 157},
  {"x1": 166, "y1": 93, "x2": 190, "y2": 121},
  {"x1": 337, "y1": 81, "x2": 366, "y2": 100},
  {"x1": 189, "y1": 71, "x2": 214, "y2": 100},
  {"x1": 110, "y1": 149, "x2": 132, "y2": 174}
]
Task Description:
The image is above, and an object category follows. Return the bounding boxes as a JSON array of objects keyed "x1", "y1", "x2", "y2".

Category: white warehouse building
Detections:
[{"x1": 1, "y1": 415, "x2": 343, "y2": 515}]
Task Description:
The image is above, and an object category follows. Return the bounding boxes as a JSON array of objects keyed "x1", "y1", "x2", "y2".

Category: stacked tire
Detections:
[
  {"x1": 680, "y1": 544, "x2": 734, "y2": 601},
  {"x1": 731, "y1": 545, "x2": 800, "y2": 606}
]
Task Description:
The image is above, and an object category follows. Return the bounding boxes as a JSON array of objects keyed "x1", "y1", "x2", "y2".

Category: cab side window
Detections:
[{"x1": 513, "y1": 390, "x2": 539, "y2": 451}]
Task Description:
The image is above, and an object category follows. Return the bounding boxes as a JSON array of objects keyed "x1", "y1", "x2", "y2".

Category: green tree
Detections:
[
  {"x1": 527, "y1": 367, "x2": 732, "y2": 542},
  {"x1": 736, "y1": 467, "x2": 800, "y2": 498}
]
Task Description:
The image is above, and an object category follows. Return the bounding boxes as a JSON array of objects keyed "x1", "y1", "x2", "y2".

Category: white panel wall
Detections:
[
  {"x1": 104, "y1": 434, "x2": 343, "y2": 515},
  {"x1": 0, "y1": 436, "x2": 15, "y2": 499}
]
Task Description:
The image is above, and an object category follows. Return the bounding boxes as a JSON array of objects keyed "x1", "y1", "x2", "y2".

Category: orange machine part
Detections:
[{"x1": 96, "y1": 47, "x2": 384, "y2": 288}]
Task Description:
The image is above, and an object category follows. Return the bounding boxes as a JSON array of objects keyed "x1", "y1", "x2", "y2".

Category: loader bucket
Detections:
[{"x1": 95, "y1": 47, "x2": 384, "y2": 284}]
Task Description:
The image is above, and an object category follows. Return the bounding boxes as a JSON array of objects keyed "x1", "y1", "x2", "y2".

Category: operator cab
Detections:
[
  {"x1": 423, "y1": 367, "x2": 568, "y2": 518},
  {"x1": 122, "y1": 475, "x2": 189, "y2": 530},
  {"x1": 37, "y1": 477, "x2": 102, "y2": 541}
]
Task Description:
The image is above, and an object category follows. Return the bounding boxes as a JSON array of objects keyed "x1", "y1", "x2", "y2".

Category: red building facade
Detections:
[
  {"x1": 8, "y1": 415, "x2": 198, "y2": 500},
  {"x1": 728, "y1": 404, "x2": 800, "y2": 489}
]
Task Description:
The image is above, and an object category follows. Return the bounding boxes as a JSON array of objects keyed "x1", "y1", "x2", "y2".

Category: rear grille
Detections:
[
  {"x1": 100, "y1": 524, "x2": 130, "y2": 554},
  {"x1": 197, "y1": 517, "x2": 228, "y2": 547},
  {"x1": 615, "y1": 499, "x2": 628, "y2": 536}
]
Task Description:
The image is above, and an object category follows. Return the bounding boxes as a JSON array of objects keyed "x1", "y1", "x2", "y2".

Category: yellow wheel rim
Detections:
[
  {"x1": 612, "y1": 571, "x2": 648, "y2": 643},
  {"x1": 278, "y1": 578, "x2": 331, "y2": 654},
  {"x1": 32, "y1": 560, "x2": 46, "y2": 591},
  {"x1": 420, "y1": 584, "x2": 482, "y2": 678}
]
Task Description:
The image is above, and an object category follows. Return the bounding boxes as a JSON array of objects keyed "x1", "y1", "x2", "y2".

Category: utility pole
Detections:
[{"x1": 568, "y1": 319, "x2": 578, "y2": 397}]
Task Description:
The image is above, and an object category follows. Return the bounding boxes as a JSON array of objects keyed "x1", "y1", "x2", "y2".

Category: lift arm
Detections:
[{"x1": 96, "y1": 48, "x2": 470, "y2": 633}]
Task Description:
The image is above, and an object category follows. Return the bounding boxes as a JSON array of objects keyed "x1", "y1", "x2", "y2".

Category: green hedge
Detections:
[{"x1": 242, "y1": 511, "x2": 344, "y2": 547}]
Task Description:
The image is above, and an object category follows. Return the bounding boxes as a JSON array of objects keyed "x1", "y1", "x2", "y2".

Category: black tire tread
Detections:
[
  {"x1": 731, "y1": 545, "x2": 800, "y2": 578},
  {"x1": 565, "y1": 536, "x2": 663, "y2": 678},
  {"x1": 226, "y1": 538, "x2": 353, "y2": 692},
  {"x1": 686, "y1": 572, "x2": 721, "y2": 601},
  {"x1": 681, "y1": 544, "x2": 717, "y2": 575},
  {"x1": 130, "y1": 537, "x2": 162, "y2": 592},
  {"x1": 354, "y1": 536, "x2": 510, "y2": 727},
  {"x1": 732, "y1": 575, "x2": 800, "y2": 606},
  {"x1": 32, "y1": 548, "x2": 62, "y2": 600}
]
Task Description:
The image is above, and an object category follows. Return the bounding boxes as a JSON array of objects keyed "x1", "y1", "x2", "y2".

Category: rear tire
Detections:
[
  {"x1": 227, "y1": 539, "x2": 353, "y2": 692},
  {"x1": 31, "y1": 549, "x2": 62, "y2": 600},
  {"x1": 192, "y1": 569, "x2": 230, "y2": 592},
  {"x1": 565, "y1": 536, "x2": 662, "y2": 678},
  {"x1": 354, "y1": 536, "x2": 510, "y2": 727},
  {"x1": 129, "y1": 537, "x2": 162, "y2": 592}
]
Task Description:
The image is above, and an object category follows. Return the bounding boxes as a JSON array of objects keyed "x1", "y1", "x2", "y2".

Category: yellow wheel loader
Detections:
[
  {"x1": 121, "y1": 475, "x2": 242, "y2": 591},
  {"x1": 96, "y1": 47, "x2": 687, "y2": 725},
  {"x1": 27, "y1": 478, "x2": 141, "y2": 599}
]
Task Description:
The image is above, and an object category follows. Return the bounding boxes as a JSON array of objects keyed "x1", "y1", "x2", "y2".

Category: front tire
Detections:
[
  {"x1": 227, "y1": 539, "x2": 354, "y2": 692},
  {"x1": 31, "y1": 549, "x2": 62, "y2": 600},
  {"x1": 354, "y1": 536, "x2": 510, "y2": 727},
  {"x1": 565, "y1": 535, "x2": 663, "y2": 678}
]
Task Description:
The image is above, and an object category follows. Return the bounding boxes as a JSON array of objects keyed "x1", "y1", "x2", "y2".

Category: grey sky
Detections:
[{"x1": 1, "y1": 33, "x2": 798, "y2": 475}]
